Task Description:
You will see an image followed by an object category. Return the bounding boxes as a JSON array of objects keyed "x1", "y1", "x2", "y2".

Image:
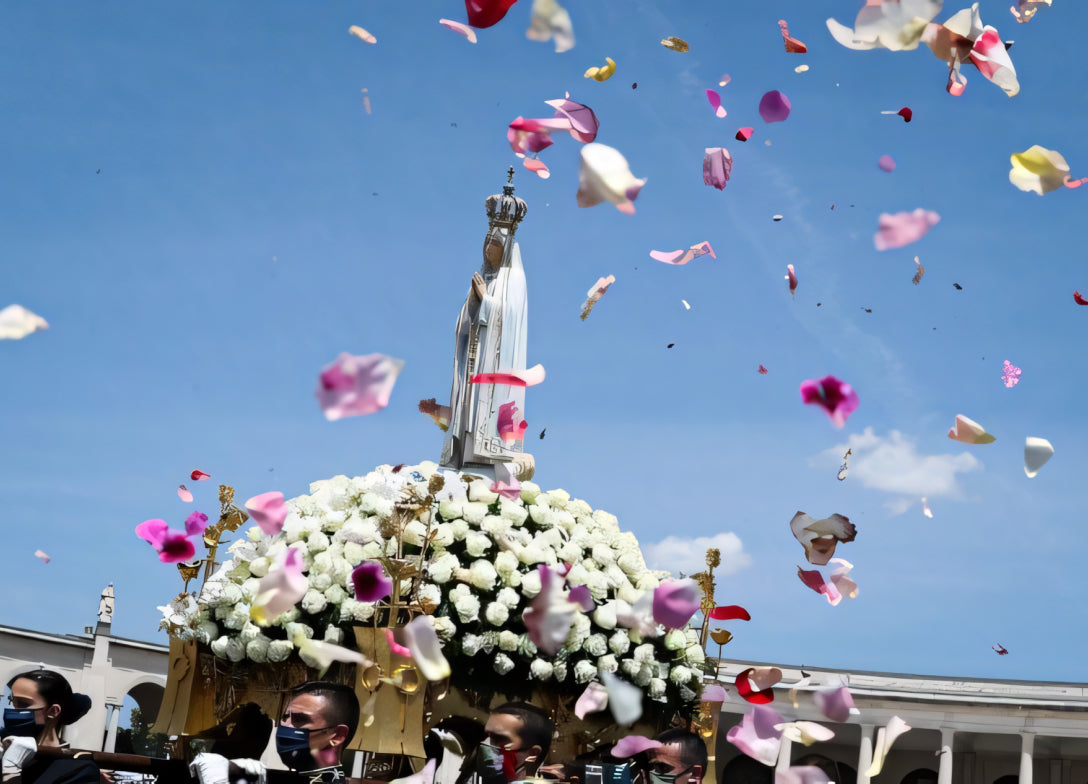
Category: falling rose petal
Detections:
[
  {"x1": 135, "y1": 519, "x2": 169, "y2": 549},
  {"x1": 523, "y1": 157, "x2": 551, "y2": 179},
  {"x1": 795, "y1": 64, "x2": 810, "y2": 73},
  {"x1": 177, "y1": 485, "x2": 193, "y2": 503},
  {"x1": 0, "y1": 305, "x2": 49, "y2": 340},
  {"x1": 874, "y1": 209, "x2": 940, "y2": 250},
  {"x1": 577, "y1": 143, "x2": 646, "y2": 214},
  {"x1": 352, "y1": 560, "x2": 393, "y2": 602},
  {"x1": 948, "y1": 414, "x2": 996, "y2": 444},
  {"x1": 726, "y1": 705, "x2": 785, "y2": 766},
  {"x1": 580, "y1": 274, "x2": 616, "y2": 320},
  {"x1": 758, "y1": 91, "x2": 791, "y2": 123},
  {"x1": 296, "y1": 635, "x2": 374, "y2": 676},
  {"x1": 251, "y1": 548, "x2": 308, "y2": 625},
  {"x1": 1024, "y1": 437, "x2": 1054, "y2": 478},
  {"x1": 615, "y1": 591, "x2": 661, "y2": 638},
  {"x1": 661, "y1": 36, "x2": 689, "y2": 52},
  {"x1": 190, "y1": 469, "x2": 210, "y2": 481},
  {"x1": 708, "y1": 605, "x2": 751, "y2": 621},
  {"x1": 1011, "y1": 1, "x2": 1052, "y2": 23},
  {"x1": 898, "y1": 107, "x2": 913, "y2": 121},
  {"x1": 813, "y1": 686, "x2": 854, "y2": 723},
  {"x1": 348, "y1": 26, "x2": 377, "y2": 44},
  {"x1": 798, "y1": 566, "x2": 843, "y2": 606},
  {"x1": 776, "y1": 722, "x2": 835, "y2": 746},
  {"x1": 800, "y1": 375, "x2": 859, "y2": 430},
  {"x1": 758, "y1": 365, "x2": 769, "y2": 375},
  {"x1": 706, "y1": 90, "x2": 728, "y2": 118},
  {"x1": 703, "y1": 147, "x2": 733, "y2": 190},
  {"x1": 600, "y1": 670, "x2": 643, "y2": 725},
  {"x1": 35, "y1": 550, "x2": 50, "y2": 564},
  {"x1": 1064, "y1": 176, "x2": 1088, "y2": 189},
  {"x1": 384, "y1": 628, "x2": 412, "y2": 659},
  {"x1": 829, "y1": 558, "x2": 859, "y2": 600},
  {"x1": 157, "y1": 530, "x2": 197, "y2": 563},
  {"x1": 702, "y1": 684, "x2": 728, "y2": 703},
  {"x1": 569, "y1": 584, "x2": 595, "y2": 612},
  {"x1": 497, "y1": 400, "x2": 529, "y2": 443},
  {"x1": 922, "y1": 497, "x2": 934, "y2": 518},
  {"x1": 650, "y1": 242, "x2": 715, "y2": 266},
  {"x1": 544, "y1": 95, "x2": 600, "y2": 142},
  {"x1": 786, "y1": 264, "x2": 798, "y2": 298},
  {"x1": 523, "y1": 564, "x2": 579, "y2": 654},
  {"x1": 245, "y1": 491, "x2": 289, "y2": 536},
  {"x1": 867, "y1": 717, "x2": 912, "y2": 777},
  {"x1": 1009, "y1": 146, "x2": 1073, "y2": 195},
  {"x1": 465, "y1": 0, "x2": 518, "y2": 28},
  {"x1": 994, "y1": 643, "x2": 1009, "y2": 655},
  {"x1": 472, "y1": 363, "x2": 546, "y2": 387},
  {"x1": 439, "y1": 19, "x2": 478, "y2": 43},
  {"x1": 490, "y1": 475, "x2": 522, "y2": 500},
  {"x1": 922, "y1": 5, "x2": 1019, "y2": 97},
  {"x1": 719, "y1": 74, "x2": 732, "y2": 86},
  {"x1": 778, "y1": 19, "x2": 807, "y2": 53},
  {"x1": 611, "y1": 736, "x2": 662, "y2": 759},
  {"x1": 681, "y1": 300, "x2": 691, "y2": 310},
  {"x1": 316, "y1": 352, "x2": 405, "y2": 420},
  {"x1": 1001, "y1": 360, "x2": 1022, "y2": 388},
  {"x1": 878, "y1": 154, "x2": 896, "y2": 172},
  {"x1": 585, "y1": 58, "x2": 617, "y2": 82},
  {"x1": 777, "y1": 767, "x2": 831, "y2": 784},
  {"x1": 526, "y1": 0, "x2": 575, "y2": 52},
  {"x1": 1075, "y1": 291, "x2": 1088, "y2": 305},
  {"x1": 790, "y1": 512, "x2": 856, "y2": 566},
  {"x1": 736, "y1": 127, "x2": 753, "y2": 142},
  {"x1": 827, "y1": 1, "x2": 942, "y2": 51},
  {"x1": 575, "y1": 682, "x2": 609, "y2": 719},
  {"x1": 913, "y1": 256, "x2": 926, "y2": 285},
  {"x1": 736, "y1": 667, "x2": 783, "y2": 704},
  {"x1": 652, "y1": 578, "x2": 700, "y2": 629},
  {"x1": 184, "y1": 511, "x2": 208, "y2": 536}
]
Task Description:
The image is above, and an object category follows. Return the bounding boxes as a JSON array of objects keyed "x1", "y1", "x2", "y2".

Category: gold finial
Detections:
[{"x1": 507, "y1": 166, "x2": 515, "y2": 184}]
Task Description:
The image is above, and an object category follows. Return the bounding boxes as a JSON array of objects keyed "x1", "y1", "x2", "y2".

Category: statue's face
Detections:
[{"x1": 484, "y1": 234, "x2": 505, "y2": 268}]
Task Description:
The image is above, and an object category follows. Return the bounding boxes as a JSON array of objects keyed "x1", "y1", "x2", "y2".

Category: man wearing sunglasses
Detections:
[{"x1": 640, "y1": 730, "x2": 706, "y2": 784}]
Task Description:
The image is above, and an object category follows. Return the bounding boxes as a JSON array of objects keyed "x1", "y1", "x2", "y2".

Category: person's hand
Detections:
[
  {"x1": 227, "y1": 759, "x2": 267, "y2": 784},
  {"x1": 471, "y1": 272, "x2": 487, "y2": 302},
  {"x1": 1, "y1": 737, "x2": 37, "y2": 776},
  {"x1": 189, "y1": 753, "x2": 230, "y2": 784},
  {"x1": 99, "y1": 770, "x2": 115, "y2": 784}
]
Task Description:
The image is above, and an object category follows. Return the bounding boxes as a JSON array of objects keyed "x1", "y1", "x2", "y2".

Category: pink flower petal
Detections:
[
  {"x1": 544, "y1": 96, "x2": 600, "y2": 143},
  {"x1": 190, "y1": 469, "x2": 210, "y2": 481},
  {"x1": 577, "y1": 142, "x2": 644, "y2": 213},
  {"x1": 786, "y1": 264, "x2": 798, "y2": 298},
  {"x1": 799, "y1": 375, "x2": 859, "y2": 428},
  {"x1": 813, "y1": 686, "x2": 854, "y2": 723},
  {"x1": 252, "y1": 548, "x2": 308, "y2": 624},
  {"x1": 575, "y1": 682, "x2": 609, "y2": 719},
  {"x1": 439, "y1": 18, "x2": 478, "y2": 43},
  {"x1": 497, "y1": 400, "x2": 529, "y2": 443},
  {"x1": 758, "y1": 90, "x2": 791, "y2": 123},
  {"x1": 878, "y1": 154, "x2": 896, "y2": 172},
  {"x1": 352, "y1": 560, "x2": 393, "y2": 602},
  {"x1": 650, "y1": 242, "x2": 715, "y2": 266},
  {"x1": 569, "y1": 584, "x2": 595, "y2": 612},
  {"x1": 709, "y1": 605, "x2": 751, "y2": 621},
  {"x1": 706, "y1": 90, "x2": 728, "y2": 118},
  {"x1": 523, "y1": 564, "x2": 579, "y2": 654},
  {"x1": 465, "y1": 0, "x2": 518, "y2": 29},
  {"x1": 1001, "y1": 360, "x2": 1022, "y2": 388},
  {"x1": 600, "y1": 670, "x2": 643, "y2": 725},
  {"x1": 402, "y1": 615, "x2": 452, "y2": 681},
  {"x1": 874, "y1": 209, "x2": 940, "y2": 250},
  {"x1": 726, "y1": 705, "x2": 785, "y2": 766},
  {"x1": 652, "y1": 578, "x2": 700, "y2": 629},
  {"x1": 703, "y1": 147, "x2": 733, "y2": 190},
  {"x1": 490, "y1": 478, "x2": 522, "y2": 499},
  {"x1": 611, "y1": 736, "x2": 662, "y2": 759},
  {"x1": 245, "y1": 491, "x2": 289, "y2": 536},
  {"x1": 701, "y1": 684, "x2": 728, "y2": 702},
  {"x1": 829, "y1": 558, "x2": 859, "y2": 600},
  {"x1": 471, "y1": 363, "x2": 546, "y2": 387},
  {"x1": 177, "y1": 485, "x2": 193, "y2": 503},
  {"x1": 385, "y1": 628, "x2": 412, "y2": 658},
  {"x1": 797, "y1": 566, "x2": 843, "y2": 605},
  {"x1": 758, "y1": 365, "x2": 769, "y2": 375},
  {"x1": 184, "y1": 511, "x2": 209, "y2": 536},
  {"x1": 777, "y1": 767, "x2": 830, "y2": 784},
  {"x1": 34, "y1": 549, "x2": 50, "y2": 564},
  {"x1": 135, "y1": 519, "x2": 169, "y2": 549},
  {"x1": 778, "y1": 19, "x2": 808, "y2": 53},
  {"x1": 158, "y1": 531, "x2": 196, "y2": 563},
  {"x1": 736, "y1": 667, "x2": 782, "y2": 704},
  {"x1": 316, "y1": 352, "x2": 405, "y2": 420},
  {"x1": 523, "y1": 157, "x2": 550, "y2": 179},
  {"x1": 736, "y1": 127, "x2": 753, "y2": 141},
  {"x1": 580, "y1": 274, "x2": 616, "y2": 320},
  {"x1": 615, "y1": 592, "x2": 660, "y2": 637}
]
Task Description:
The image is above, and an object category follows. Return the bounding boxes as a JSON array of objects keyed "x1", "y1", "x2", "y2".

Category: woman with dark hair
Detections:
[{"x1": 1, "y1": 670, "x2": 98, "y2": 784}]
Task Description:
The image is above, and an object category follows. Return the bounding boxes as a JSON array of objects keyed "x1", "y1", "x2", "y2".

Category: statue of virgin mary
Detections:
[{"x1": 431, "y1": 178, "x2": 533, "y2": 480}]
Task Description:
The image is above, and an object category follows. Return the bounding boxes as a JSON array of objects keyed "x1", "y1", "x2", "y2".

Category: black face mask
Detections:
[
  {"x1": 1, "y1": 708, "x2": 41, "y2": 738},
  {"x1": 275, "y1": 725, "x2": 317, "y2": 771}
]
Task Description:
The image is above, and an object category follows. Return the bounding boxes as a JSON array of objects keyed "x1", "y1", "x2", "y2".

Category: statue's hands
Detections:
[{"x1": 471, "y1": 272, "x2": 487, "y2": 302}]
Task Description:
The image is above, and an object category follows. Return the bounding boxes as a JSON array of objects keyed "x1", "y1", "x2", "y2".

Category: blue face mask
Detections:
[
  {"x1": 275, "y1": 725, "x2": 316, "y2": 771},
  {"x1": 1, "y1": 708, "x2": 41, "y2": 738}
]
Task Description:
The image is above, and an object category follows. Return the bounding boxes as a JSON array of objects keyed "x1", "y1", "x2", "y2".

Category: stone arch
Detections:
[{"x1": 900, "y1": 768, "x2": 939, "y2": 784}]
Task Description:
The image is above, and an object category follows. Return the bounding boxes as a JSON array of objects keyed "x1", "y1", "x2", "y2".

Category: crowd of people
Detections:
[{"x1": 2, "y1": 672, "x2": 708, "y2": 784}]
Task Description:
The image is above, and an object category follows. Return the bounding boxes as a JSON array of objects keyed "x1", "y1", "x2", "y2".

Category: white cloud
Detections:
[
  {"x1": 813, "y1": 427, "x2": 982, "y2": 514},
  {"x1": 642, "y1": 532, "x2": 751, "y2": 578}
]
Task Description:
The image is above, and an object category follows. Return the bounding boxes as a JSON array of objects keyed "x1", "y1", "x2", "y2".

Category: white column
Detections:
[
  {"x1": 938, "y1": 729, "x2": 955, "y2": 784},
  {"x1": 103, "y1": 703, "x2": 122, "y2": 752},
  {"x1": 351, "y1": 752, "x2": 364, "y2": 779},
  {"x1": 856, "y1": 725, "x2": 875, "y2": 784},
  {"x1": 776, "y1": 736, "x2": 793, "y2": 774},
  {"x1": 1020, "y1": 733, "x2": 1035, "y2": 784}
]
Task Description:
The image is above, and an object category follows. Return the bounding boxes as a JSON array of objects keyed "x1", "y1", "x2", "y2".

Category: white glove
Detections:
[
  {"x1": 1, "y1": 737, "x2": 37, "y2": 776},
  {"x1": 189, "y1": 754, "x2": 230, "y2": 784},
  {"x1": 228, "y1": 759, "x2": 267, "y2": 784}
]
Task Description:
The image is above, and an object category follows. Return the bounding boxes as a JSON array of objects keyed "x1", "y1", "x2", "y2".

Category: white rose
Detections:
[
  {"x1": 481, "y1": 515, "x2": 511, "y2": 539},
  {"x1": 633, "y1": 643, "x2": 656, "y2": 664},
  {"x1": 574, "y1": 660, "x2": 597, "y2": 684},
  {"x1": 433, "y1": 616, "x2": 457, "y2": 641},
  {"x1": 620, "y1": 658, "x2": 641, "y2": 679},
  {"x1": 518, "y1": 545, "x2": 553, "y2": 567},
  {"x1": 557, "y1": 542, "x2": 583, "y2": 564},
  {"x1": 494, "y1": 653, "x2": 515, "y2": 675},
  {"x1": 221, "y1": 604, "x2": 250, "y2": 631},
  {"x1": 664, "y1": 630, "x2": 687, "y2": 651},
  {"x1": 494, "y1": 552, "x2": 521, "y2": 585},
  {"x1": 432, "y1": 523, "x2": 455, "y2": 547},
  {"x1": 553, "y1": 660, "x2": 568, "y2": 682},
  {"x1": 583, "y1": 633, "x2": 608, "y2": 657},
  {"x1": 454, "y1": 594, "x2": 480, "y2": 623},
  {"x1": 685, "y1": 644, "x2": 706, "y2": 666},
  {"x1": 546, "y1": 489, "x2": 570, "y2": 508},
  {"x1": 566, "y1": 613, "x2": 591, "y2": 649},
  {"x1": 530, "y1": 659, "x2": 554, "y2": 681},
  {"x1": 469, "y1": 560, "x2": 498, "y2": 591},
  {"x1": 462, "y1": 634, "x2": 483, "y2": 656},
  {"x1": 469, "y1": 480, "x2": 499, "y2": 504},
  {"x1": 239, "y1": 622, "x2": 262, "y2": 644},
  {"x1": 428, "y1": 553, "x2": 461, "y2": 584},
  {"x1": 635, "y1": 664, "x2": 654, "y2": 687},
  {"x1": 419, "y1": 583, "x2": 442, "y2": 612},
  {"x1": 568, "y1": 499, "x2": 593, "y2": 517},
  {"x1": 246, "y1": 637, "x2": 271, "y2": 663},
  {"x1": 649, "y1": 678, "x2": 667, "y2": 699},
  {"x1": 403, "y1": 521, "x2": 428, "y2": 546},
  {"x1": 618, "y1": 583, "x2": 642, "y2": 604},
  {"x1": 343, "y1": 542, "x2": 367, "y2": 565},
  {"x1": 248, "y1": 557, "x2": 271, "y2": 578},
  {"x1": 462, "y1": 502, "x2": 488, "y2": 525},
  {"x1": 285, "y1": 622, "x2": 314, "y2": 641},
  {"x1": 593, "y1": 602, "x2": 618, "y2": 630},
  {"x1": 597, "y1": 654, "x2": 619, "y2": 673},
  {"x1": 324, "y1": 584, "x2": 347, "y2": 606},
  {"x1": 670, "y1": 665, "x2": 693, "y2": 685},
  {"x1": 449, "y1": 520, "x2": 470, "y2": 541},
  {"x1": 438, "y1": 500, "x2": 464, "y2": 521},
  {"x1": 311, "y1": 573, "x2": 333, "y2": 592},
  {"x1": 465, "y1": 532, "x2": 492, "y2": 558},
  {"x1": 609, "y1": 630, "x2": 631, "y2": 656},
  {"x1": 360, "y1": 542, "x2": 383, "y2": 559},
  {"x1": 485, "y1": 602, "x2": 510, "y2": 626},
  {"x1": 586, "y1": 572, "x2": 610, "y2": 601},
  {"x1": 266, "y1": 640, "x2": 293, "y2": 662},
  {"x1": 496, "y1": 587, "x2": 521, "y2": 609},
  {"x1": 499, "y1": 499, "x2": 529, "y2": 525},
  {"x1": 301, "y1": 590, "x2": 327, "y2": 615},
  {"x1": 195, "y1": 620, "x2": 219, "y2": 645},
  {"x1": 498, "y1": 631, "x2": 520, "y2": 652},
  {"x1": 521, "y1": 570, "x2": 542, "y2": 598},
  {"x1": 307, "y1": 532, "x2": 331, "y2": 553},
  {"x1": 519, "y1": 481, "x2": 541, "y2": 503}
]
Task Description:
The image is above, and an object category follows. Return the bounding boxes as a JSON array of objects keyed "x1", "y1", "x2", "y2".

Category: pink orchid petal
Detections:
[
  {"x1": 703, "y1": 147, "x2": 733, "y2": 190},
  {"x1": 569, "y1": 584, "x2": 595, "y2": 612},
  {"x1": 34, "y1": 550, "x2": 50, "y2": 564},
  {"x1": 580, "y1": 274, "x2": 616, "y2": 320},
  {"x1": 135, "y1": 519, "x2": 169, "y2": 548},
  {"x1": 184, "y1": 511, "x2": 209, "y2": 536},
  {"x1": 465, "y1": 0, "x2": 518, "y2": 29},
  {"x1": 736, "y1": 127, "x2": 753, "y2": 141},
  {"x1": 402, "y1": 615, "x2": 452, "y2": 681},
  {"x1": 830, "y1": 558, "x2": 859, "y2": 601},
  {"x1": 799, "y1": 375, "x2": 859, "y2": 428},
  {"x1": 797, "y1": 566, "x2": 843, "y2": 606},
  {"x1": 490, "y1": 478, "x2": 522, "y2": 499},
  {"x1": 158, "y1": 531, "x2": 196, "y2": 563},
  {"x1": 708, "y1": 605, "x2": 751, "y2": 621},
  {"x1": 652, "y1": 578, "x2": 700, "y2": 629},
  {"x1": 778, "y1": 19, "x2": 808, "y2": 53},
  {"x1": 874, "y1": 209, "x2": 940, "y2": 250},
  {"x1": 245, "y1": 491, "x2": 289, "y2": 536},
  {"x1": 472, "y1": 363, "x2": 546, "y2": 387},
  {"x1": 786, "y1": 264, "x2": 798, "y2": 298},
  {"x1": 352, "y1": 560, "x2": 393, "y2": 602},
  {"x1": 439, "y1": 18, "x2": 478, "y2": 43},
  {"x1": 650, "y1": 242, "x2": 715, "y2": 266},
  {"x1": 777, "y1": 767, "x2": 830, "y2": 784},
  {"x1": 726, "y1": 705, "x2": 785, "y2": 766},
  {"x1": 190, "y1": 469, "x2": 210, "y2": 481},
  {"x1": 523, "y1": 157, "x2": 550, "y2": 178},
  {"x1": 575, "y1": 682, "x2": 609, "y2": 719},
  {"x1": 615, "y1": 592, "x2": 660, "y2": 637},
  {"x1": 523, "y1": 564, "x2": 579, "y2": 654},
  {"x1": 600, "y1": 670, "x2": 643, "y2": 725},
  {"x1": 947, "y1": 414, "x2": 996, "y2": 444},
  {"x1": 813, "y1": 686, "x2": 854, "y2": 723},
  {"x1": 701, "y1": 684, "x2": 728, "y2": 703},
  {"x1": 385, "y1": 627, "x2": 413, "y2": 658},
  {"x1": 758, "y1": 90, "x2": 791, "y2": 123},
  {"x1": 611, "y1": 736, "x2": 662, "y2": 759},
  {"x1": 878, "y1": 154, "x2": 896, "y2": 172},
  {"x1": 706, "y1": 90, "x2": 728, "y2": 118},
  {"x1": 177, "y1": 485, "x2": 193, "y2": 503},
  {"x1": 736, "y1": 667, "x2": 782, "y2": 704},
  {"x1": 252, "y1": 548, "x2": 308, "y2": 624},
  {"x1": 497, "y1": 400, "x2": 529, "y2": 443},
  {"x1": 316, "y1": 352, "x2": 405, "y2": 420},
  {"x1": 544, "y1": 96, "x2": 600, "y2": 143}
]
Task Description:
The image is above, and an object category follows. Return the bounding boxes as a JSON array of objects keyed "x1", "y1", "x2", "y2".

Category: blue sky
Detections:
[{"x1": 3, "y1": 1, "x2": 1087, "y2": 683}]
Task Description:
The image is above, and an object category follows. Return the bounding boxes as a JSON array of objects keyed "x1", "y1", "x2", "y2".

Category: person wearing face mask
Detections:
[
  {"x1": 639, "y1": 730, "x2": 706, "y2": 784},
  {"x1": 190, "y1": 681, "x2": 359, "y2": 784},
  {"x1": 457, "y1": 702, "x2": 553, "y2": 784},
  {"x1": 1, "y1": 670, "x2": 97, "y2": 784}
]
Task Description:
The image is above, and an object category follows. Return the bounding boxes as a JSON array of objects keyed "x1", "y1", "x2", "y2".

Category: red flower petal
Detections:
[
  {"x1": 465, "y1": 0, "x2": 518, "y2": 29},
  {"x1": 1074, "y1": 291, "x2": 1088, "y2": 306},
  {"x1": 190, "y1": 469, "x2": 211, "y2": 481},
  {"x1": 709, "y1": 605, "x2": 751, "y2": 621}
]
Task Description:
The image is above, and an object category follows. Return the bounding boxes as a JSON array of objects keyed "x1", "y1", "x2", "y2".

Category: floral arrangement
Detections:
[{"x1": 158, "y1": 461, "x2": 706, "y2": 713}]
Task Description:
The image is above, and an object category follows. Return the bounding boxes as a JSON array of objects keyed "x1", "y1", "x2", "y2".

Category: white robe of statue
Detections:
[{"x1": 440, "y1": 226, "x2": 528, "y2": 474}]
